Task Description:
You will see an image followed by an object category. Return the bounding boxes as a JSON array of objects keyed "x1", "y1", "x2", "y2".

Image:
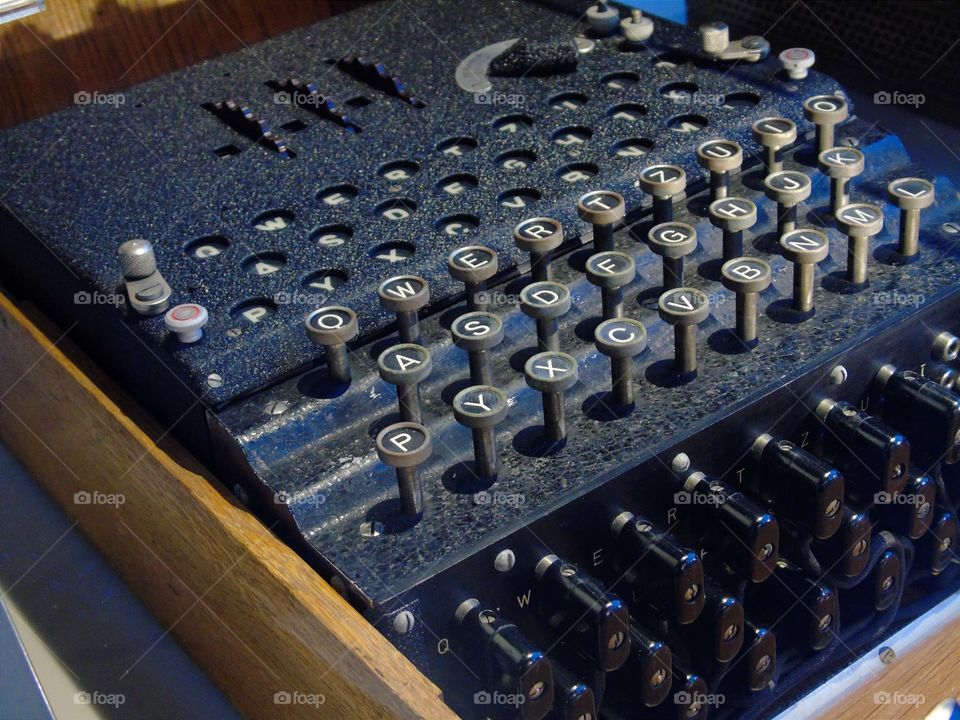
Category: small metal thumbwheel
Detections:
[
  {"x1": 305, "y1": 305, "x2": 359, "y2": 384},
  {"x1": 721, "y1": 257, "x2": 771, "y2": 346},
  {"x1": 451, "y1": 311, "x2": 504, "y2": 386},
  {"x1": 638, "y1": 164, "x2": 686, "y2": 224},
  {"x1": 803, "y1": 95, "x2": 849, "y2": 154},
  {"x1": 525, "y1": 351, "x2": 579, "y2": 442},
  {"x1": 751, "y1": 117, "x2": 797, "y2": 175},
  {"x1": 658, "y1": 288, "x2": 710, "y2": 379},
  {"x1": 378, "y1": 275, "x2": 430, "y2": 344},
  {"x1": 887, "y1": 178, "x2": 935, "y2": 257},
  {"x1": 835, "y1": 203, "x2": 883, "y2": 285},
  {"x1": 375, "y1": 421, "x2": 432, "y2": 517},
  {"x1": 708, "y1": 197, "x2": 757, "y2": 262},
  {"x1": 818, "y1": 147, "x2": 864, "y2": 214},
  {"x1": 780, "y1": 229, "x2": 829, "y2": 313},
  {"x1": 377, "y1": 343, "x2": 432, "y2": 423},
  {"x1": 520, "y1": 281, "x2": 572, "y2": 352},
  {"x1": 764, "y1": 171, "x2": 811, "y2": 236},
  {"x1": 647, "y1": 221, "x2": 697, "y2": 290},
  {"x1": 514, "y1": 217, "x2": 564, "y2": 281},
  {"x1": 594, "y1": 318, "x2": 647, "y2": 407},
  {"x1": 448, "y1": 245, "x2": 498, "y2": 310},
  {"x1": 164, "y1": 303, "x2": 208, "y2": 343},
  {"x1": 696, "y1": 139, "x2": 743, "y2": 201},
  {"x1": 585, "y1": 251, "x2": 636, "y2": 319},
  {"x1": 452, "y1": 385, "x2": 509, "y2": 478},
  {"x1": 577, "y1": 190, "x2": 625, "y2": 252}
]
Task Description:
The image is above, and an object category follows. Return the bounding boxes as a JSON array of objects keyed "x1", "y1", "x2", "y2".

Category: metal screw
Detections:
[
  {"x1": 360, "y1": 520, "x2": 384, "y2": 537},
  {"x1": 206, "y1": 373, "x2": 223, "y2": 388},
  {"x1": 756, "y1": 655, "x2": 771, "y2": 673},
  {"x1": 651, "y1": 669, "x2": 667, "y2": 688},
  {"x1": 684, "y1": 584, "x2": 700, "y2": 602},
  {"x1": 528, "y1": 681, "x2": 546, "y2": 700},
  {"x1": 393, "y1": 610, "x2": 416, "y2": 634},
  {"x1": 943, "y1": 222, "x2": 960, "y2": 234},
  {"x1": 265, "y1": 400, "x2": 289, "y2": 415},
  {"x1": 818, "y1": 614, "x2": 832, "y2": 631},
  {"x1": 853, "y1": 539, "x2": 869, "y2": 557},
  {"x1": 723, "y1": 624, "x2": 738, "y2": 641},
  {"x1": 608, "y1": 631, "x2": 625, "y2": 650},
  {"x1": 672, "y1": 453, "x2": 691, "y2": 473},
  {"x1": 494, "y1": 549, "x2": 516, "y2": 572},
  {"x1": 879, "y1": 646, "x2": 896, "y2": 664},
  {"x1": 227, "y1": 327, "x2": 242, "y2": 338},
  {"x1": 829, "y1": 365, "x2": 848, "y2": 385}
]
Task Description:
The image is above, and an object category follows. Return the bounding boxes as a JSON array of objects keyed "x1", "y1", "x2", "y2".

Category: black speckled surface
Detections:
[
  {"x1": 216, "y1": 121, "x2": 960, "y2": 607},
  {"x1": 0, "y1": 0, "x2": 842, "y2": 407}
]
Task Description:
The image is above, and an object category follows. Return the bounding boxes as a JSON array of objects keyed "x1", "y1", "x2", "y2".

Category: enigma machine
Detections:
[{"x1": 1, "y1": 0, "x2": 959, "y2": 718}]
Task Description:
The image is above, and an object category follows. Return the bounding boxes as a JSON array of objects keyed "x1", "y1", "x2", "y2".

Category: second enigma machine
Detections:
[{"x1": 1, "y1": 1, "x2": 959, "y2": 718}]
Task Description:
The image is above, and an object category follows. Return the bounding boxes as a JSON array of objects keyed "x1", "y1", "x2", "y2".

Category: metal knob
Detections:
[
  {"x1": 751, "y1": 117, "x2": 797, "y2": 175},
  {"x1": 647, "y1": 221, "x2": 697, "y2": 290},
  {"x1": 514, "y1": 217, "x2": 564, "y2": 281},
  {"x1": 638, "y1": 164, "x2": 686, "y2": 224},
  {"x1": 658, "y1": 288, "x2": 710, "y2": 379},
  {"x1": 585, "y1": 251, "x2": 635, "y2": 319},
  {"x1": 452, "y1": 385, "x2": 508, "y2": 478},
  {"x1": 803, "y1": 94, "x2": 849, "y2": 154},
  {"x1": 577, "y1": 190, "x2": 625, "y2": 252},
  {"x1": 818, "y1": 147, "x2": 864, "y2": 214},
  {"x1": 887, "y1": 177, "x2": 935, "y2": 257},
  {"x1": 764, "y1": 170, "x2": 811, "y2": 236},
  {"x1": 696, "y1": 139, "x2": 743, "y2": 201},
  {"x1": 708, "y1": 197, "x2": 756, "y2": 262},
  {"x1": 305, "y1": 306, "x2": 359, "y2": 384},
  {"x1": 780, "y1": 229, "x2": 829, "y2": 313},
  {"x1": 835, "y1": 203, "x2": 883, "y2": 285},
  {"x1": 524, "y1": 351, "x2": 578, "y2": 442},
  {"x1": 721, "y1": 257, "x2": 771, "y2": 346},
  {"x1": 375, "y1": 421, "x2": 432, "y2": 516}
]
